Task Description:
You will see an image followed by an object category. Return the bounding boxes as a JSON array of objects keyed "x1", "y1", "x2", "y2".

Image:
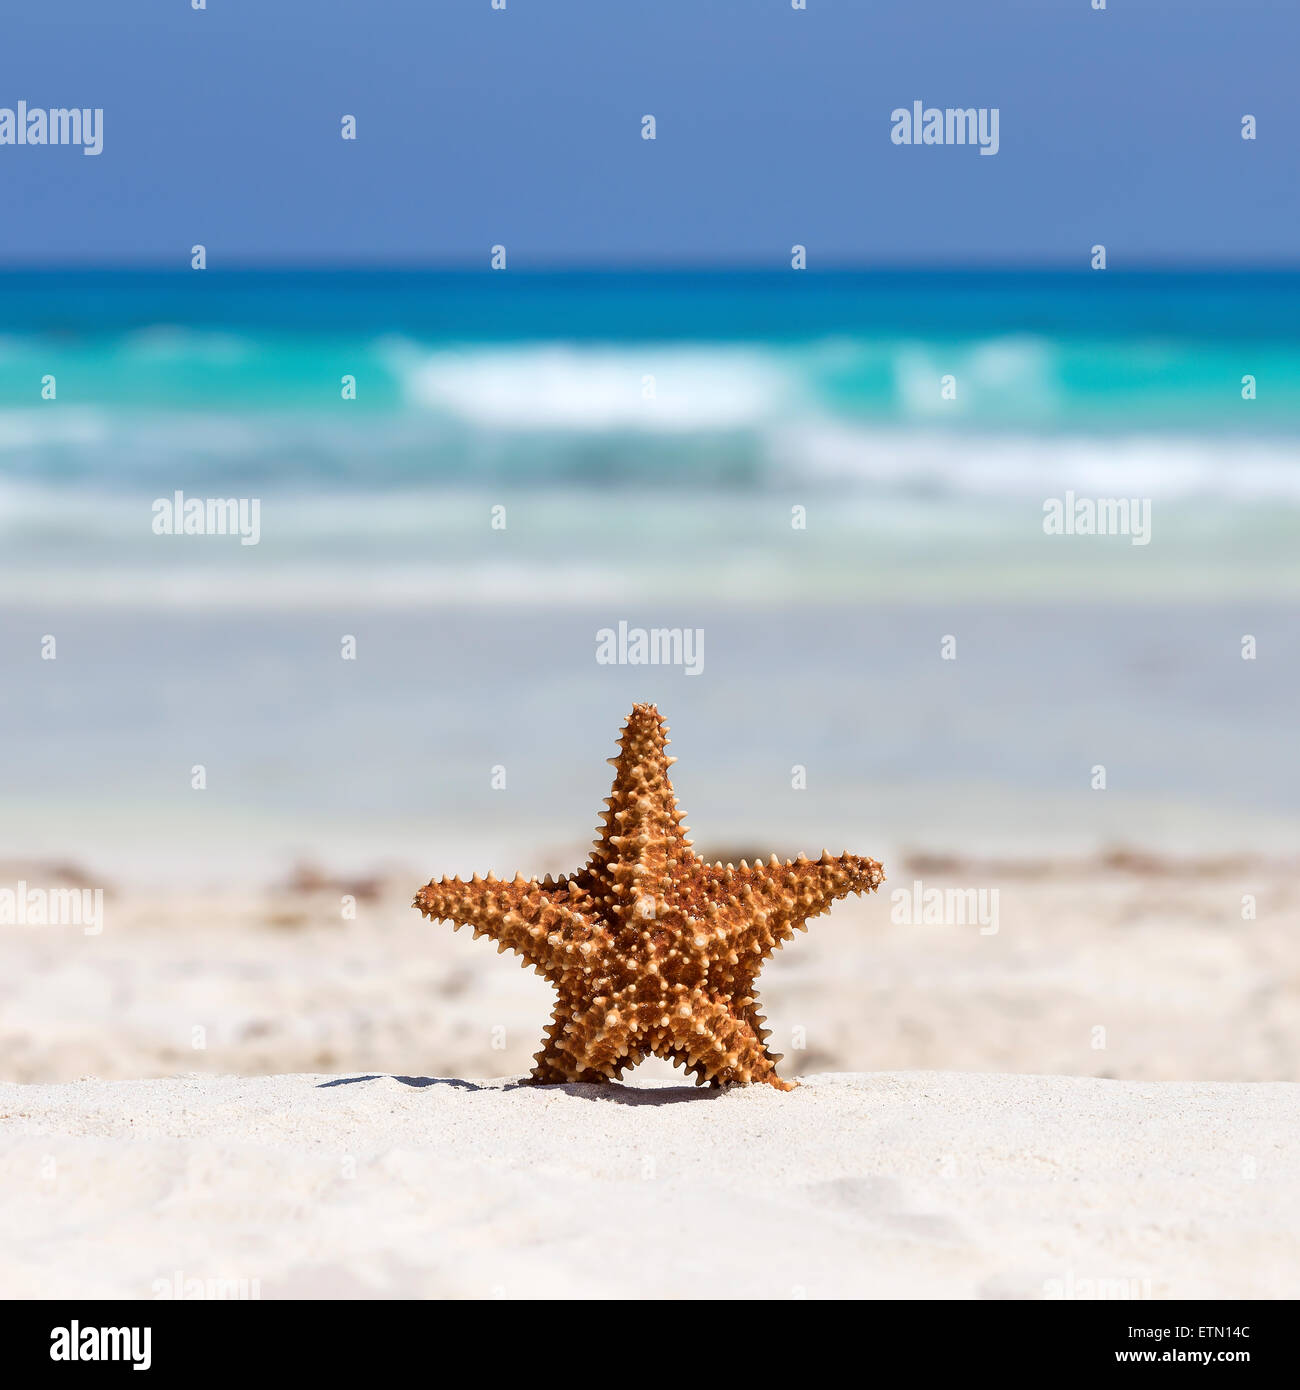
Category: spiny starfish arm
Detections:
[
  {"x1": 660, "y1": 990, "x2": 795, "y2": 1091},
  {"x1": 735, "y1": 989, "x2": 779, "y2": 1058},
  {"x1": 699, "y1": 851, "x2": 885, "y2": 963},
  {"x1": 530, "y1": 987, "x2": 641, "y2": 1083},
  {"x1": 585, "y1": 703, "x2": 693, "y2": 923},
  {"x1": 530, "y1": 1007, "x2": 624, "y2": 1084},
  {"x1": 532, "y1": 869, "x2": 619, "y2": 918},
  {"x1": 412, "y1": 874, "x2": 608, "y2": 977}
]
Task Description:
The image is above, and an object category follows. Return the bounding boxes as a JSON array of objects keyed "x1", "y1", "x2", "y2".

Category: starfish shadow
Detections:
[
  {"x1": 315, "y1": 1074, "x2": 724, "y2": 1103},
  {"x1": 539, "y1": 1080, "x2": 727, "y2": 1106}
]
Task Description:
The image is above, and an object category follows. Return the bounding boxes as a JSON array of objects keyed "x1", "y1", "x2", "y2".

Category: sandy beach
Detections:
[
  {"x1": 3, "y1": 846, "x2": 1296, "y2": 1300},
  {"x1": 1, "y1": 1069, "x2": 1293, "y2": 1300},
  {"x1": 2, "y1": 852, "x2": 1295, "y2": 1088}
]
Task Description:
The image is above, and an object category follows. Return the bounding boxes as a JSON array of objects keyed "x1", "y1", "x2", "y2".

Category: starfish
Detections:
[{"x1": 413, "y1": 704, "x2": 884, "y2": 1090}]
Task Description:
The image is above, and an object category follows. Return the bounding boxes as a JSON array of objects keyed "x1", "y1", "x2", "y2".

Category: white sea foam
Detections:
[
  {"x1": 1, "y1": 401, "x2": 1298, "y2": 511},
  {"x1": 784, "y1": 424, "x2": 1300, "y2": 501},
  {"x1": 386, "y1": 340, "x2": 798, "y2": 431}
]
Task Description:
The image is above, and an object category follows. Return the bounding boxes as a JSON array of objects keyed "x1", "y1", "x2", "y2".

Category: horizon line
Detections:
[{"x1": 1, "y1": 257, "x2": 1300, "y2": 276}]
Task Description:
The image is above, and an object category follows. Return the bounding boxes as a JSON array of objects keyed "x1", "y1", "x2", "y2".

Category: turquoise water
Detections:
[
  {"x1": 1, "y1": 269, "x2": 1297, "y2": 604},
  {"x1": 2, "y1": 271, "x2": 1297, "y2": 861}
]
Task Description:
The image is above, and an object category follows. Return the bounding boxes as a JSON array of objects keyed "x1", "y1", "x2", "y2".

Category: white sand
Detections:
[
  {"x1": 0, "y1": 1070, "x2": 1294, "y2": 1300},
  {"x1": 3, "y1": 860, "x2": 1297, "y2": 1086}
]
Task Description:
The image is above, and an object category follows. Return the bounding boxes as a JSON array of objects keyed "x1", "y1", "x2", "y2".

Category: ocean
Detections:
[
  {"x1": 2, "y1": 268, "x2": 1297, "y2": 879},
  {"x1": 1, "y1": 268, "x2": 1298, "y2": 607}
]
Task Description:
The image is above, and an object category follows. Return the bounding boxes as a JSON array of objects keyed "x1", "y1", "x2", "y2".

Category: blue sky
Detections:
[{"x1": 1, "y1": 0, "x2": 1296, "y2": 265}]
